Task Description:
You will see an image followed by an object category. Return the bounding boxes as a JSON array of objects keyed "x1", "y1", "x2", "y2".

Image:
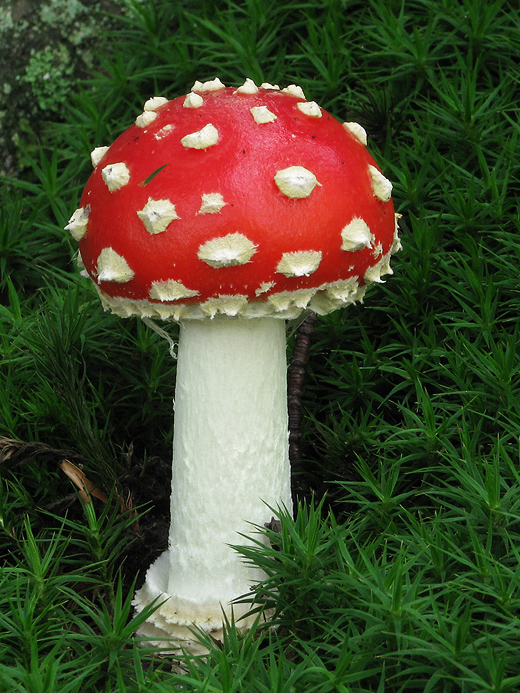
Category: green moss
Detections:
[
  {"x1": 0, "y1": 8, "x2": 14, "y2": 31},
  {"x1": 40, "y1": 0, "x2": 86, "y2": 24},
  {"x1": 23, "y1": 44, "x2": 74, "y2": 111}
]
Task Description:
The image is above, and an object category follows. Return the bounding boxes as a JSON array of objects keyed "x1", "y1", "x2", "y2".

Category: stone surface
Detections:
[{"x1": 0, "y1": 0, "x2": 128, "y2": 176}]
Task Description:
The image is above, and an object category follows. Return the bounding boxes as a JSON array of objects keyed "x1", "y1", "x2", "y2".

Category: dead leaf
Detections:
[{"x1": 60, "y1": 459, "x2": 109, "y2": 504}]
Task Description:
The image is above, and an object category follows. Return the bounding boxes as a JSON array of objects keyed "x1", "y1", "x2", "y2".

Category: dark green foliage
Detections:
[{"x1": 1, "y1": 0, "x2": 520, "y2": 689}]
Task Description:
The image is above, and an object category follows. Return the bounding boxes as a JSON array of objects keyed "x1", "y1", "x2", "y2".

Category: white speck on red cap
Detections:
[
  {"x1": 282, "y1": 84, "x2": 306, "y2": 99},
  {"x1": 183, "y1": 92, "x2": 204, "y2": 108},
  {"x1": 235, "y1": 78, "x2": 258, "y2": 95},
  {"x1": 101, "y1": 162, "x2": 130, "y2": 191},
  {"x1": 392, "y1": 214, "x2": 403, "y2": 253},
  {"x1": 198, "y1": 193, "x2": 227, "y2": 214},
  {"x1": 274, "y1": 166, "x2": 320, "y2": 199},
  {"x1": 150, "y1": 279, "x2": 199, "y2": 301},
  {"x1": 191, "y1": 78, "x2": 225, "y2": 93},
  {"x1": 90, "y1": 146, "x2": 109, "y2": 168},
  {"x1": 181, "y1": 123, "x2": 219, "y2": 149},
  {"x1": 137, "y1": 198, "x2": 179, "y2": 234},
  {"x1": 341, "y1": 217, "x2": 374, "y2": 252},
  {"x1": 144, "y1": 96, "x2": 168, "y2": 111},
  {"x1": 154, "y1": 124, "x2": 175, "y2": 140},
  {"x1": 297, "y1": 101, "x2": 322, "y2": 118},
  {"x1": 65, "y1": 206, "x2": 90, "y2": 241},
  {"x1": 250, "y1": 106, "x2": 277, "y2": 124},
  {"x1": 276, "y1": 250, "x2": 322, "y2": 277},
  {"x1": 135, "y1": 111, "x2": 157, "y2": 128},
  {"x1": 364, "y1": 252, "x2": 393, "y2": 283},
  {"x1": 260, "y1": 82, "x2": 279, "y2": 90},
  {"x1": 255, "y1": 281, "x2": 275, "y2": 296},
  {"x1": 198, "y1": 233, "x2": 257, "y2": 268},
  {"x1": 369, "y1": 165, "x2": 393, "y2": 202},
  {"x1": 343, "y1": 122, "x2": 367, "y2": 146},
  {"x1": 97, "y1": 248, "x2": 134, "y2": 283}
]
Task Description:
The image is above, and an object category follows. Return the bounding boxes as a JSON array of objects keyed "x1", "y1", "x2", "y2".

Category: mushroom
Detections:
[{"x1": 66, "y1": 78, "x2": 401, "y2": 652}]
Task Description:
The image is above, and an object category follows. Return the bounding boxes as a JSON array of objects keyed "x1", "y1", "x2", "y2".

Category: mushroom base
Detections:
[{"x1": 133, "y1": 550, "x2": 268, "y2": 655}]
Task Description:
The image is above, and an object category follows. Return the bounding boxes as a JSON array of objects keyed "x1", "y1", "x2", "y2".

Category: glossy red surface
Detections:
[{"x1": 79, "y1": 86, "x2": 395, "y2": 304}]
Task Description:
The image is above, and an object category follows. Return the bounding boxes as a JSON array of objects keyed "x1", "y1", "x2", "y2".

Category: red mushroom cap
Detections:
[{"x1": 67, "y1": 79, "x2": 400, "y2": 320}]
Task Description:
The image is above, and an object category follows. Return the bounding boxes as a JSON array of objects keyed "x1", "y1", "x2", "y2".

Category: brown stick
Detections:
[{"x1": 288, "y1": 312, "x2": 317, "y2": 494}]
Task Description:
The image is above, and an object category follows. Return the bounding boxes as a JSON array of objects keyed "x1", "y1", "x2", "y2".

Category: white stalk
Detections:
[{"x1": 133, "y1": 317, "x2": 292, "y2": 652}]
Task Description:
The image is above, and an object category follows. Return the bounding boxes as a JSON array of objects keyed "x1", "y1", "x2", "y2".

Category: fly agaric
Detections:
[{"x1": 66, "y1": 77, "x2": 400, "y2": 652}]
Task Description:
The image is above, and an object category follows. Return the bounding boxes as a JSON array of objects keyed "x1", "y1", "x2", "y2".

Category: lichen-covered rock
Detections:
[{"x1": 0, "y1": 0, "x2": 129, "y2": 176}]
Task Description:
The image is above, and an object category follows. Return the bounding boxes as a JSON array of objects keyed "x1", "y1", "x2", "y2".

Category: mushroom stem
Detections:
[{"x1": 133, "y1": 317, "x2": 292, "y2": 652}]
